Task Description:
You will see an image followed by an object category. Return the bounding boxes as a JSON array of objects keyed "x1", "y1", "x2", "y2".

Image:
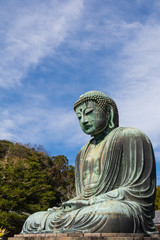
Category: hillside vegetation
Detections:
[
  {"x1": 155, "y1": 185, "x2": 160, "y2": 210},
  {"x1": 0, "y1": 140, "x2": 75, "y2": 236}
]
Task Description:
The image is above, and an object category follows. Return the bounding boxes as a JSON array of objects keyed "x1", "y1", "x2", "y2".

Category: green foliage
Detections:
[
  {"x1": 155, "y1": 185, "x2": 160, "y2": 210},
  {"x1": 0, "y1": 140, "x2": 75, "y2": 237},
  {"x1": 51, "y1": 156, "x2": 75, "y2": 203}
]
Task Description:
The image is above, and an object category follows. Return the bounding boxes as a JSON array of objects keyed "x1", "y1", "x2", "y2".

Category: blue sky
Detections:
[{"x1": 0, "y1": 0, "x2": 160, "y2": 184}]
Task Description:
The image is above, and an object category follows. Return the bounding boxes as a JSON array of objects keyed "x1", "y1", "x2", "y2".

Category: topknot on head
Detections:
[{"x1": 74, "y1": 91, "x2": 110, "y2": 112}]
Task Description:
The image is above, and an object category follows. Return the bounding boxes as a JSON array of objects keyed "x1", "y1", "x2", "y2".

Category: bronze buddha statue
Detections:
[{"x1": 21, "y1": 91, "x2": 157, "y2": 234}]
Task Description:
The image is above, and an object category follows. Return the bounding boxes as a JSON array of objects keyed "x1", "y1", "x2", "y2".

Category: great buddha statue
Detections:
[{"x1": 21, "y1": 91, "x2": 157, "y2": 234}]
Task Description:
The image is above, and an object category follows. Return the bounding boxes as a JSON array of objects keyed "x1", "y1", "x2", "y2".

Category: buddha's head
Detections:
[{"x1": 74, "y1": 91, "x2": 119, "y2": 137}]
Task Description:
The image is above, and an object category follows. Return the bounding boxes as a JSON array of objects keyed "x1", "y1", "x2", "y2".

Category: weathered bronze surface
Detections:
[{"x1": 21, "y1": 91, "x2": 158, "y2": 235}]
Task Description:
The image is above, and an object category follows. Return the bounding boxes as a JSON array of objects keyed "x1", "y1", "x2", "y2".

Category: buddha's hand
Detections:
[
  {"x1": 89, "y1": 195, "x2": 105, "y2": 205},
  {"x1": 89, "y1": 189, "x2": 121, "y2": 205},
  {"x1": 61, "y1": 199, "x2": 90, "y2": 212}
]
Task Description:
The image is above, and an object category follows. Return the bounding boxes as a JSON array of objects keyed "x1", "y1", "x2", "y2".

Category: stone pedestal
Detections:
[{"x1": 8, "y1": 233, "x2": 160, "y2": 240}]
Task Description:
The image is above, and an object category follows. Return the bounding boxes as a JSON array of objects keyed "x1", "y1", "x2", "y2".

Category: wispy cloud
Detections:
[
  {"x1": 0, "y1": 0, "x2": 83, "y2": 88},
  {"x1": 109, "y1": 22, "x2": 160, "y2": 149},
  {"x1": 0, "y1": 103, "x2": 89, "y2": 149}
]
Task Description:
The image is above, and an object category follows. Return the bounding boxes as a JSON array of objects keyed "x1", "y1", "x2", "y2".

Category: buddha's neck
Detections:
[{"x1": 92, "y1": 128, "x2": 111, "y2": 144}]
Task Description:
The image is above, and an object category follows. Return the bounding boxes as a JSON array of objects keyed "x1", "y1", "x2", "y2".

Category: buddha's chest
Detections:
[{"x1": 82, "y1": 141, "x2": 105, "y2": 187}]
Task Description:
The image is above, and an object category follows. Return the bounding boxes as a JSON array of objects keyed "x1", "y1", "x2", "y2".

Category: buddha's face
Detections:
[{"x1": 75, "y1": 101, "x2": 109, "y2": 136}]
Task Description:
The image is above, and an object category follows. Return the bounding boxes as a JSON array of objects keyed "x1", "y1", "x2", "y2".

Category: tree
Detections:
[
  {"x1": 0, "y1": 140, "x2": 75, "y2": 237},
  {"x1": 51, "y1": 155, "x2": 76, "y2": 203},
  {"x1": 155, "y1": 185, "x2": 160, "y2": 210}
]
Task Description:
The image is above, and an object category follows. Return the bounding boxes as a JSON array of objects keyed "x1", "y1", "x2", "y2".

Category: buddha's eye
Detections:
[
  {"x1": 77, "y1": 114, "x2": 81, "y2": 120},
  {"x1": 85, "y1": 108, "x2": 94, "y2": 115}
]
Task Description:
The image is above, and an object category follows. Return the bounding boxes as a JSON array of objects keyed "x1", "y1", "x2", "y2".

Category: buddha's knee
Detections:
[
  {"x1": 75, "y1": 201, "x2": 137, "y2": 233},
  {"x1": 93, "y1": 201, "x2": 141, "y2": 233},
  {"x1": 22, "y1": 211, "x2": 49, "y2": 233},
  {"x1": 101, "y1": 213, "x2": 134, "y2": 233}
]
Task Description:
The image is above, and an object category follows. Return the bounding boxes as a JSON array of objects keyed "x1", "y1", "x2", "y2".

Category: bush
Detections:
[{"x1": 0, "y1": 141, "x2": 75, "y2": 237}]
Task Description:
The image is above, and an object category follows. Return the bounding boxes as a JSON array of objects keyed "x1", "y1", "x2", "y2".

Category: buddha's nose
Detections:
[{"x1": 81, "y1": 115, "x2": 88, "y2": 124}]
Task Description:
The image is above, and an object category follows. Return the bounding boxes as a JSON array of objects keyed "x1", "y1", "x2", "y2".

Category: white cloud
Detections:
[
  {"x1": 110, "y1": 23, "x2": 160, "y2": 150},
  {"x1": 0, "y1": 104, "x2": 89, "y2": 149},
  {"x1": 67, "y1": 10, "x2": 142, "y2": 52},
  {"x1": 0, "y1": 0, "x2": 84, "y2": 88}
]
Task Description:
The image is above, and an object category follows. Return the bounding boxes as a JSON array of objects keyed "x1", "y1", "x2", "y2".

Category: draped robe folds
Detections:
[{"x1": 21, "y1": 127, "x2": 157, "y2": 234}]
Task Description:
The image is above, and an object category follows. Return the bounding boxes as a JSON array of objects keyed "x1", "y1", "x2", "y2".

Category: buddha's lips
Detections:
[{"x1": 83, "y1": 125, "x2": 92, "y2": 130}]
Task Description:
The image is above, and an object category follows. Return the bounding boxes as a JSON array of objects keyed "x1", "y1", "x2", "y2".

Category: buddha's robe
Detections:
[{"x1": 21, "y1": 127, "x2": 157, "y2": 234}]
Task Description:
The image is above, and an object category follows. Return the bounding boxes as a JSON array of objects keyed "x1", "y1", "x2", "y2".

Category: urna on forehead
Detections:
[{"x1": 75, "y1": 100, "x2": 98, "y2": 111}]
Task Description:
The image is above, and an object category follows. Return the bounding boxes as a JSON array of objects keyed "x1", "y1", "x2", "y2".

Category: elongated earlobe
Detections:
[{"x1": 108, "y1": 106, "x2": 114, "y2": 129}]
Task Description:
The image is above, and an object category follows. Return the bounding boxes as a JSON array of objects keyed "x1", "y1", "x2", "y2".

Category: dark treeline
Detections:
[
  {"x1": 155, "y1": 185, "x2": 160, "y2": 211},
  {"x1": 0, "y1": 140, "x2": 75, "y2": 237}
]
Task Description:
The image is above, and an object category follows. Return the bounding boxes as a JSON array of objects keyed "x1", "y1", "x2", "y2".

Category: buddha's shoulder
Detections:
[
  {"x1": 109, "y1": 127, "x2": 150, "y2": 141},
  {"x1": 75, "y1": 141, "x2": 91, "y2": 160},
  {"x1": 76, "y1": 127, "x2": 150, "y2": 159}
]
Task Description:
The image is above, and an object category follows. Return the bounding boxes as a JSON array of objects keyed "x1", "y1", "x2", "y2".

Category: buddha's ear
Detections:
[{"x1": 108, "y1": 106, "x2": 114, "y2": 129}]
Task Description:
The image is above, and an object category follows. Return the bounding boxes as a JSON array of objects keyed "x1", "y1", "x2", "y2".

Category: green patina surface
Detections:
[{"x1": 21, "y1": 91, "x2": 158, "y2": 235}]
